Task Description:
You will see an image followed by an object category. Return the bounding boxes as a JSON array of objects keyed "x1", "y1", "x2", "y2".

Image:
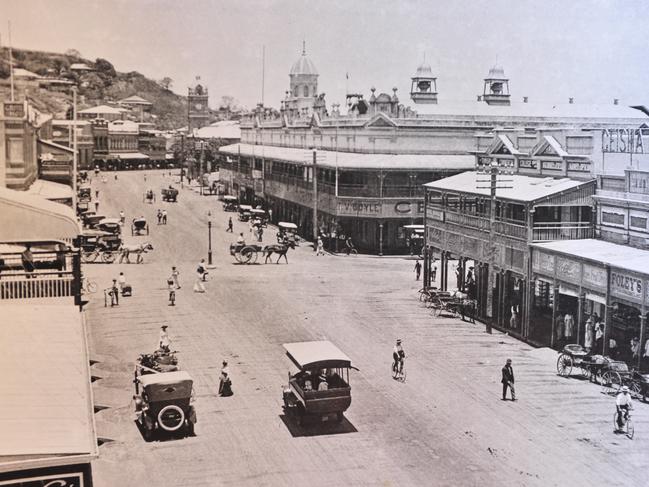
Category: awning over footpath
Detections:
[
  {"x1": 108, "y1": 152, "x2": 150, "y2": 160},
  {"x1": 27, "y1": 179, "x2": 74, "y2": 201},
  {"x1": 532, "y1": 239, "x2": 649, "y2": 275},
  {"x1": 424, "y1": 171, "x2": 594, "y2": 203},
  {"x1": 219, "y1": 143, "x2": 475, "y2": 171},
  {"x1": 0, "y1": 301, "x2": 97, "y2": 471},
  {"x1": 0, "y1": 186, "x2": 80, "y2": 242}
]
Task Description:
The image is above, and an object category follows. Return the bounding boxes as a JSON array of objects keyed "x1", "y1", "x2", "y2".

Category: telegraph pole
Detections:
[
  {"x1": 477, "y1": 159, "x2": 513, "y2": 335},
  {"x1": 72, "y1": 86, "x2": 78, "y2": 211},
  {"x1": 312, "y1": 148, "x2": 318, "y2": 241}
]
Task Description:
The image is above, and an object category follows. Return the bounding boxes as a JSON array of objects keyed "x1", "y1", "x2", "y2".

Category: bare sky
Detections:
[{"x1": 2, "y1": 0, "x2": 648, "y2": 110}]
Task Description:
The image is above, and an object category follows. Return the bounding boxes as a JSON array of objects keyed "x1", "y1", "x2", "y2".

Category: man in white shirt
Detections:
[
  {"x1": 615, "y1": 385, "x2": 633, "y2": 431},
  {"x1": 159, "y1": 325, "x2": 171, "y2": 352}
]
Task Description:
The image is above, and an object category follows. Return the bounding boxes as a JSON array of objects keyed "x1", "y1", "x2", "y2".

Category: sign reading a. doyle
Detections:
[
  {"x1": 336, "y1": 199, "x2": 381, "y2": 217},
  {"x1": 610, "y1": 270, "x2": 643, "y2": 302}
]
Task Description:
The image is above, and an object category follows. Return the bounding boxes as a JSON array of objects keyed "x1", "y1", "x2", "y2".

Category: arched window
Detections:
[
  {"x1": 303, "y1": 85, "x2": 309, "y2": 97},
  {"x1": 293, "y1": 86, "x2": 299, "y2": 97}
]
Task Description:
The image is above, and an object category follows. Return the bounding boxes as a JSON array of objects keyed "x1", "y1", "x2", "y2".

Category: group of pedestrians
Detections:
[{"x1": 157, "y1": 209, "x2": 168, "y2": 225}]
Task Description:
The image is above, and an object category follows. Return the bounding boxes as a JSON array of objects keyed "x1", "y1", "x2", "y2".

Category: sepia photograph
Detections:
[{"x1": 1, "y1": 1, "x2": 648, "y2": 485}]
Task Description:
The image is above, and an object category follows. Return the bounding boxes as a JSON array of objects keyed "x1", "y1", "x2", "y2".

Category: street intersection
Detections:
[{"x1": 85, "y1": 170, "x2": 647, "y2": 487}]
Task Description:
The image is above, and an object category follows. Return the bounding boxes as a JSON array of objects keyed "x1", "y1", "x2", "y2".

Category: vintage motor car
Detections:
[
  {"x1": 222, "y1": 195, "x2": 239, "y2": 212},
  {"x1": 161, "y1": 186, "x2": 179, "y2": 202},
  {"x1": 250, "y1": 208, "x2": 268, "y2": 227},
  {"x1": 78, "y1": 185, "x2": 92, "y2": 203},
  {"x1": 282, "y1": 340, "x2": 356, "y2": 425},
  {"x1": 133, "y1": 370, "x2": 196, "y2": 441},
  {"x1": 238, "y1": 204, "x2": 253, "y2": 222},
  {"x1": 277, "y1": 221, "x2": 299, "y2": 244}
]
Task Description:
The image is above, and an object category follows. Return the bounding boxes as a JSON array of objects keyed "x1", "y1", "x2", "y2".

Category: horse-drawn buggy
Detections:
[
  {"x1": 222, "y1": 195, "x2": 238, "y2": 212},
  {"x1": 277, "y1": 222, "x2": 299, "y2": 245},
  {"x1": 555, "y1": 344, "x2": 612, "y2": 382},
  {"x1": 143, "y1": 189, "x2": 156, "y2": 203},
  {"x1": 238, "y1": 204, "x2": 253, "y2": 222},
  {"x1": 96, "y1": 218, "x2": 122, "y2": 236},
  {"x1": 423, "y1": 288, "x2": 476, "y2": 322},
  {"x1": 282, "y1": 340, "x2": 356, "y2": 426},
  {"x1": 161, "y1": 186, "x2": 178, "y2": 202},
  {"x1": 79, "y1": 230, "x2": 121, "y2": 263},
  {"x1": 131, "y1": 217, "x2": 149, "y2": 236}
]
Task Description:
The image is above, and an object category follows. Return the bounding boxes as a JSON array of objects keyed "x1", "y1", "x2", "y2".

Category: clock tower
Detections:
[{"x1": 188, "y1": 77, "x2": 210, "y2": 131}]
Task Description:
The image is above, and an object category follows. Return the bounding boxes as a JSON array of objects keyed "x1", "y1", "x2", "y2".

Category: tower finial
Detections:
[{"x1": 302, "y1": 40, "x2": 306, "y2": 55}]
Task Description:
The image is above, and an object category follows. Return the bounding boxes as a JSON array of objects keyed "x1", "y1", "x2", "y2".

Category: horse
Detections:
[
  {"x1": 119, "y1": 242, "x2": 154, "y2": 264},
  {"x1": 262, "y1": 241, "x2": 296, "y2": 264}
]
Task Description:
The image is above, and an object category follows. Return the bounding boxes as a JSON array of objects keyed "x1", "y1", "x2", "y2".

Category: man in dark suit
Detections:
[{"x1": 501, "y1": 358, "x2": 516, "y2": 401}]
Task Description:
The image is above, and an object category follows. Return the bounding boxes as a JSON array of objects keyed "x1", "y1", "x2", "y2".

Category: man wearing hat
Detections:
[
  {"x1": 615, "y1": 385, "x2": 633, "y2": 431},
  {"x1": 501, "y1": 358, "x2": 516, "y2": 401},
  {"x1": 393, "y1": 339, "x2": 405, "y2": 375},
  {"x1": 317, "y1": 371, "x2": 329, "y2": 391},
  {"x1": 159, "y1": 325, "x2": 171, "y2": 352}
]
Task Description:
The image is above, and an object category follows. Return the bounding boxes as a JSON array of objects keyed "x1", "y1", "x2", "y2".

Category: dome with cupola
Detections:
[{"x1": 290, "y1": 43, "x2": 318, "y2": 76}]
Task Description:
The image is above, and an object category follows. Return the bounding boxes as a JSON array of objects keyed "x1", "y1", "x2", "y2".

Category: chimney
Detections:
[
  {"x1": 569, "y1": 97, "x2": 574, "y2": 104},
  {"x1": 523, "y1": 96, "x2": 528, "y2": 103},
  {"x1": 477, "y1": 95, "x2": 482, "y2": 102},
  {"x1": 613, "y1": 98, "x2": 619, "y2": 105}
]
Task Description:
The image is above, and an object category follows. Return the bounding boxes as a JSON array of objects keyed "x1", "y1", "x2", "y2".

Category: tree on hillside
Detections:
[
  {"x1": 158, "y1": 77, "x2": 173, "y2": 91},
  {"x1": 65, "y1": 49, "x2": 82, "y2": 58},
  {"x1": 95, "y1": 58, "x2": 116, "y2": 78},
  {"x1": 219, "y1": 95, "x2": 240, "y2": 110}
]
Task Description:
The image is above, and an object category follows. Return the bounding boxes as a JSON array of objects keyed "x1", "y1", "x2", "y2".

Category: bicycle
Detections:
[
  {"x1": 392, "y1": 358, "x2": 407, "y2": 382},
  {"x1": 81, "y1": 277, "x2": 97, "y2": 294},
  {"x1": 613, "y1": 409, "x2": 634, "y2": 439},
  {"x1": 344, "y1": 246, "x2": 358, "y2": 256}
]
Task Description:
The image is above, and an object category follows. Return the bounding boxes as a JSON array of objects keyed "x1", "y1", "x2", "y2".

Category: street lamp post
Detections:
[{"x1": 208, "y1": 220, "x2": 213, "y2": 265}]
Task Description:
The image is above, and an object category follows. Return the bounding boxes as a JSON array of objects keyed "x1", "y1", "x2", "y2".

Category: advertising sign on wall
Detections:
[{"x1": 610, "y1": 270, "x2": 643, "y2": 303}]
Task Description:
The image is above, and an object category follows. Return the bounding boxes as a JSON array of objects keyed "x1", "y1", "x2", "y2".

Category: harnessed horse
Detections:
[
  {"x1": 119, "y1": 242, "x2": 154, "y2": 264},
  {"x1": 262, "y1": 241, "x2": 296, "y2": 264}
]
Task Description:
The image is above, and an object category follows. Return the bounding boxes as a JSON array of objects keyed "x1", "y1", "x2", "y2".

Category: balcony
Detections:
[
  {"x1": 532, "y1": 222, "x2": 593, "y2": 242},
  {"x1": 0, "y1": 248, "x2": 79, "y2": 301}
]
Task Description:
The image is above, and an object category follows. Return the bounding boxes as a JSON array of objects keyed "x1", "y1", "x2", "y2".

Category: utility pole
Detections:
[
  {"x1": 8, "y1": 21, "x2": 14, "y2": 101},
  {"x1": 476, "y1": 159, "x2": 513, "y2": 334},
  {"x1": 72, "y1": 86, "x2": 78, "y2": 211}
]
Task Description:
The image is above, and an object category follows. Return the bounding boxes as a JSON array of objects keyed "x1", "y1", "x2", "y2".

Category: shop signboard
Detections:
[
  {"x1": 335, "y1": 198, "x2": 425, "y2": 219},
  {"x1": 336, "y1": 199, "x2": 382, "y2": 217},
  {"x1": 582, "y1": 263, "x2": 607, "y2": 291},
  {"x1": 555, "y1": 256, "x2": 581, "y2": 284},
  {"x1": 610, "y1": 269, "x2": 643, "y2": 303},
  {"x1": 3, "y1": 102, "x2": 25, "y2": 118},
  {"x1": 0, "y1": 472, "x2": 85, "y2": 486},
  {"x1": 532, "y1": 250, "x2": 554, "y2": 275},
  {"x1": 602, "y1": 128, "x2": 646, "y2": 154}
]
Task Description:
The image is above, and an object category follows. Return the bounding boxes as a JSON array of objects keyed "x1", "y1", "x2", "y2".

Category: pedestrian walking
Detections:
[
  {"x1": 227, "y1": 217, "x2": 233, "y2": 232},
  {"x1": 197, "y1": 259, "x2": 208, "y2": 281},
  {"x1": 21, "y1": 243, "x2": 35, "y2": 278},
  {"x1": 432, "y1": 259, "x2": 438, "y2": 282},
  {"x1": 162, "y1": 210, "x2": 167, "y2": 225},
  {"x1": 316, "y1": 237, "x2": 325, "y2": 256},
  {"x1": 414, "y1": 260, "x2": 422, "y2": 280},
  {"x1": 118, "y1": 271, "x2": 126, "y2": 294},
  {"x1": 171, "y1": 266, "x2": 181, "y2": 289},
  {"x1": 94, "y1": 199, "x2": 100, "y2": 212},
  {"x1": 119, "y1": 210, "x2": 125, "y2": 226},
  {"x1": 219, "y1": 360, "x2": 233, "y2": 396},
  {"x1": 108, "y1": 279, "x2": 119, "y2": 307},
  {"x1": 157, "y1": 209, "x2": 162, "y2": 225},
  {"x1": 501, "y1": 358, "x2": 516, "y2": 401},
  {"x1": 167, "y1": 277, "x2": 176, "y2": 306},
  {"x1": 193, "y1": 264, "x2": 206, "y2": 293},
  {"x1": 95, "y1": 189, "x2": 99, "y2": 199},
  {"x1": 159, "y1": 325, "x2": 171, "y2": 351},
  {"x1": 257, "y1": 226, "x2": 264, "y2": 242}
]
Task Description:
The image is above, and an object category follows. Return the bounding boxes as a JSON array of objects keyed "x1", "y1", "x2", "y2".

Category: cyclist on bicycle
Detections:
[
  {"x1": 345, "y1": 236, "x2": 355, "y2": 256},
  {"x1": 393, "y1": 339, "x2": 405, "y2": 374},
  {"x1": 615, "y1": 385, "x2": 633, "y2": 431}
]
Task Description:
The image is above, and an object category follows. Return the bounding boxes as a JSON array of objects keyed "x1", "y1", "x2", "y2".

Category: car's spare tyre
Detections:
[{"x1": 157, "y1": 405, "x2": 185, "y2": 432}]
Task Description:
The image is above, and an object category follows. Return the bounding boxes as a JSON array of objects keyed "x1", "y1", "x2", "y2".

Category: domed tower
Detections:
[
  {"x1": 287, "y1": 42, "x2": 318, "y2": 119},
  {"x1": 482, "y1": 65, "x2": 510, "y2": 106},
  {"x1": 410, "y1": 62, "x2": 438, "y2": 104}
]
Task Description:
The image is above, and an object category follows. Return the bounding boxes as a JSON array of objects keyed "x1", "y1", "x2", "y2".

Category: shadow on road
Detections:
[{"x1": 279, "y1": 414, "x2": 358, "y2": 438}]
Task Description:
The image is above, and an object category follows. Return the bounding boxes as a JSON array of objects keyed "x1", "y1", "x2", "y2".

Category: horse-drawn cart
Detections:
[
  {"x1": 143, "y1": 189, "x2": 156, "y2": 203},
  {"x1": 229, "y1": 243, "x2": 262, "y2": 264},
  {"x1": 161, "y1": 186, "x2": 178, "y2": 202},
  {"x1": 427, "y1": 290, "x2": 476, "y2": 322},
  {"x1": 131, "y1": 217, "x2": 149, "y2": 236},
  {"x1": 556, "y1": 344, "x2": 613, "y2": 383}
]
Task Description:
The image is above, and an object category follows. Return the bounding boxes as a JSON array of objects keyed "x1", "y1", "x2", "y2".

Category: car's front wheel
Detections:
[{"x1": 157, "y1": 405, "x2": 185, "y2": 432}]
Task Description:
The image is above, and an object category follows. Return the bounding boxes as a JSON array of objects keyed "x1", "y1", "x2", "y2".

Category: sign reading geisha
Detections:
[
  {"x1": 602, "y1": 128, "x2": 646, "y2": 154},
  {"x1": 610, "y1": 270, "x2": 643, "y2": 303}
]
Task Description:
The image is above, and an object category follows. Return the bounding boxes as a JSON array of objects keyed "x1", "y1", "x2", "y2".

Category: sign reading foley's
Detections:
[{"x1": 610, "y1": 270, "x2": 643, "y2": 301}]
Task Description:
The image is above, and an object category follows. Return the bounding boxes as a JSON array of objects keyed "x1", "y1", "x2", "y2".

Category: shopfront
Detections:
[{"x1": 531, "y1": 239, "x2": 649, "y2": 369}]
